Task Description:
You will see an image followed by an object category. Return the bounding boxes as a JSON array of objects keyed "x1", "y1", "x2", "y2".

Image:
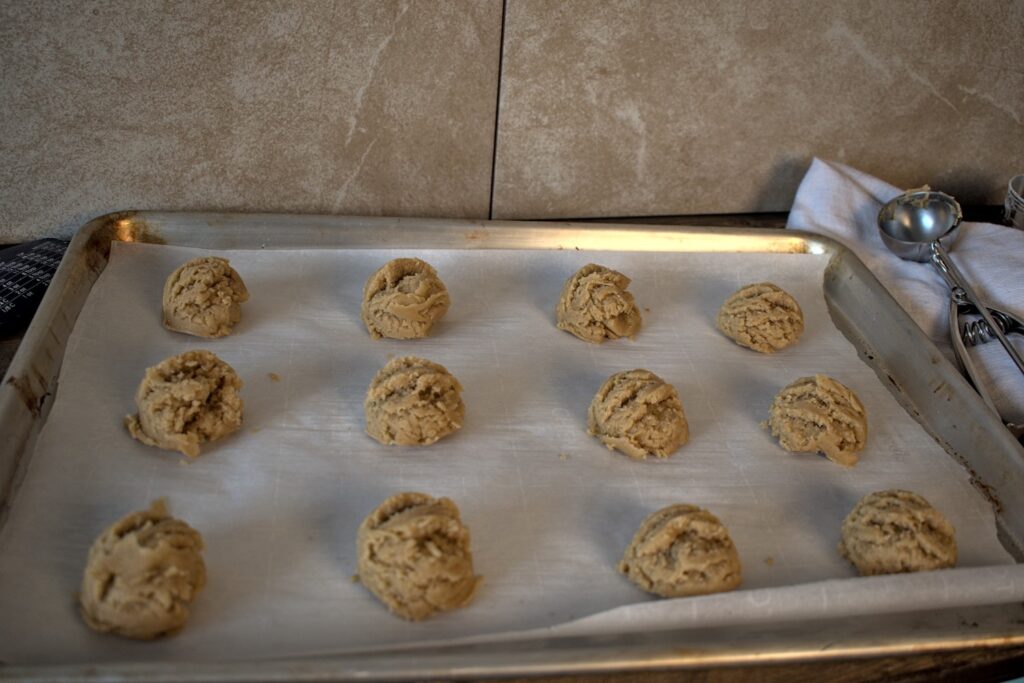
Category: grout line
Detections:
[{"x1": 487, "y1": 0, "x2": 508, "y2": 221}]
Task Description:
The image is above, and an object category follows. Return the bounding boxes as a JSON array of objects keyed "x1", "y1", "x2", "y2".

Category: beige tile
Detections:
[
  {"x1": 493, "y1": 0, "x2": 1024, "y2": 219},
  {"x1": 0, "y1": 1, "x2": 502, "y2": 241}
]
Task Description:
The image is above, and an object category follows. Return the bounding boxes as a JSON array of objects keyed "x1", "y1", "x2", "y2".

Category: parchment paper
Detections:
[{"x1": 0, "y1": 242, "x2": 1019, "y2": 665}]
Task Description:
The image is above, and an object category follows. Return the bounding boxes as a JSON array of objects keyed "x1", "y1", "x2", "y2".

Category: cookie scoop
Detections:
[
  {"x1": 717, "y1": 282, "x2": 803, "y2": 353},
  {"x1": 556, "y1": 263, "x2": 642, "y2": 343},
  {"x1": 361, "y1": 258, "x2": 450, "y2": 340},
  {"x1": 357, "y1": 492, "x2": 481, "y2": 620},
  {"x1": 364, "y1": 356, "x2": 464, "y2": 446},
  {"x1": 588, "y1": 369, "x2": 688, "y2": 459},
  {"x1": 840, "y1": 489, "x2": 956, "y2": 575},
  {"x1": 79, "y1": 500, "x2": 206, "y2": 639},
  {"x1": 163, "y1": 257, "x2": 248, "y2": 338},
  {"x1": 619, "y1": 504, "x2": 741, "y2": 598},
  {"x1": 766, "y1": 374, "x2": 866, "y2": 466},
  {"x1": 125, "y1": 350, "x2": 243, "y2": 458}
]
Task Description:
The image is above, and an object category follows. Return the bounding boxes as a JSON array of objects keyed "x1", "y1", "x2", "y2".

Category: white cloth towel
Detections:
[{"x1": 787, "y1": 158, "x2": 1024, "y2": 425}]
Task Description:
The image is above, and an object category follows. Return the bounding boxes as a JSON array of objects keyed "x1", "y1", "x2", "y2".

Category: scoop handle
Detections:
[
  {"x1": 931, "y1": 242, "x2": 1024, "y2": 376},
  {"x1": 948, "y1": 299, "x2": 1002, "y2": 417}
]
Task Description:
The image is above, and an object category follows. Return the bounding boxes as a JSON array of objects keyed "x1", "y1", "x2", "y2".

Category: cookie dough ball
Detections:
[
  {"x1": 357, "y1": 492, "x2": 481, "y2": 621},
  {"x1": 162, "y1": 257, "x2": 249, "y2": 338},
  {"x1": 125, "y1": 350, "x2": 243, "y2": 458},
  {"x1": 588, "y1": 369, "x2": 688, "y2": 459},
  {"x1": 766, "y1": 374, "x2": 866, "y2": 467},
  {"x1": 716, "y1": 282, "x2": 803, "y2": 353},
  {"x1": 840, "y1": 490, "x2": 956, "y2": 575},
  {"x1": 556, "y1": 264, "x2": 642, "y2": 343},
  {"x1": 364, "y1": 356, "x2": 464, "y2": 446},
  {"x1": 79, "y1": 500, "x2": 206, "y2": 639},
  {"x1": 619, "y1": 504, "x2": 741, "y2": 598},
  {"x1": 361, "y1": 258, "x2": 451, "y2": 340}
]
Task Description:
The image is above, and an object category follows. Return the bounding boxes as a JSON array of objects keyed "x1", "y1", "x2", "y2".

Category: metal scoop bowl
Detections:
[
  {"x1": 878, "y1": 190, "x2": 962, "y2": 261},
  {"x1": 878, "y1": 190, "x2": 1024, "y2": 438}
]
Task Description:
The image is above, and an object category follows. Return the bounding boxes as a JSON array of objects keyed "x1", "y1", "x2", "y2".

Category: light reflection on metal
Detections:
[
  {"x1": 562, "y1": 230, "x2": 811, "y2": 254},
  {"x1": 466, "y1": 226, "x2": 813, "y2": 255},
  {"x1": 115, "y1": 219, "x2": 135, "y2": 242}
]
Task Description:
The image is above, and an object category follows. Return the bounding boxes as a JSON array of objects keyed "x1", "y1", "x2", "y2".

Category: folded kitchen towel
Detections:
[{"x1": 787, "y1": 158, "x2": 1024, "y2": 425}]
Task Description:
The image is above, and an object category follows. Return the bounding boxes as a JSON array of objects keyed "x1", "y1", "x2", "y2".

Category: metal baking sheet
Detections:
[{"x1": 1, "y1": 212, "x2": 1022, "y2": 680}]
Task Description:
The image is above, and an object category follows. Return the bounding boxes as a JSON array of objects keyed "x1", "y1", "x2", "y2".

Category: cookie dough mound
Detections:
[
  {"x1": 162, "y1": 257, "x2": 249, "y2": 338},
  {"x1": 125, "y1": 350, "x2": 243, "y2": 458},
  {"x1": 357, "y1": 492, "x2": 481, "y2": 621},
  {"x1": 588, "y1": 369, "x2": 688, "y2": 459},
  {"x1": 767, "y1": 374, "x2": 866, "y2": 467},
  {"x1": 716, "y1": 282, "x2": 803, "y2": 353},
  {"x1": 79, "y1": 500, "x2": 206, "y2": 640},
  {"x1": 556, "y1": 264, "x2": 642, "y2": 343},
  {"x1": 361, "y1": 258, "x2": 451, "y2": 340},
  {"x1": 619, "y1": 504, "x2": 741, "y2": 598},
  {"x1": 365, "y1": 356, "x2": 464, "y2": 446},
  {"x1": 840, "y1": 489, "x2": 956, "y2": 575}
]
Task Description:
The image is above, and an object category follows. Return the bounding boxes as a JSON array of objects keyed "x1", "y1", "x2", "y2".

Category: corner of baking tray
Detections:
[
  {"x1": 75, "y1": 211, "x2": 166, "y2": 272},
  {"x1": 0, "y1": 210, "x2": 162, "y2": 528},
  {"x1": 814, "y1": 231, "x2": 1024, "y2": 558},
  {"x1": 779, "y1": 228, "x2": 843, "y2": 256}
]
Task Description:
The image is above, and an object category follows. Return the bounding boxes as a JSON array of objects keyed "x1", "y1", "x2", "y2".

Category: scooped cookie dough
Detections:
[
  {"x1": 162, "y1": 257, "x2": 249, "y2": 338},
  {"x1": 619, "y1": 504, "x2": 742, "y2": 598},
  {"x1": 588, "y1": 369, "x2": 688, "y2": 459},
  {"x1": 79, "y1": 500, "x2": 206, "y2": 640},
  {"x1": 125, "y1": 350, "x2": 243, "y2": 458},
  {"x1": 840, "y1": 489, "x2": 956, "y2": 575},
  {"x1": 766, "y1": 374, "x2": 866, "y2": 467},
  {"x1": 361, "y1": 258, "x2": 451, "y2": 340},
  {"x1": 717, "y1": 282, "x2": 804, "y2": 353},
  {"x1": 364, "y1": 356, "x2": 464, "y2": 446},
  {"x1": 556, "y1": 264, "x2": 642, "y2": 343},
  {"x1": 357, "y1": 492, "x2": 481, "y2": 621}
]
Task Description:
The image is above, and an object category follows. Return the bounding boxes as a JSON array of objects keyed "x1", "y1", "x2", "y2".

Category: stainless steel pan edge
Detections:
[
  {"x1": 3, "y1": 604, "x2": 1024, "y2": 682},
  {"x1": 1, "y1": 211, "x2": 1022, "y2": 680},
  {"x1": 822, "y1": 248, "x2": 1024, "y2": 558},
  {"x1": 0, "y1": 212, "x2": 138, "y2": 523}
]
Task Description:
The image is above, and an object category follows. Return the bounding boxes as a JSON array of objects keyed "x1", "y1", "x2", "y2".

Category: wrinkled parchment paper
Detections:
[{"x1": 0, "y1": 242, "x2": 1019, "y2": 665}]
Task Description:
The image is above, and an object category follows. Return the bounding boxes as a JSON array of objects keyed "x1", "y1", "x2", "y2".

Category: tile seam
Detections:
[{"x1": 487, "y1": 0, "x2": 508, "y2": 220}]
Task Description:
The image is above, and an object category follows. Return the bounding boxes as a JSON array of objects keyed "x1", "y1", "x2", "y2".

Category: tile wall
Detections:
[{"x1": 1, "y1": 0, "x2": 1020, "y2": 240}]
